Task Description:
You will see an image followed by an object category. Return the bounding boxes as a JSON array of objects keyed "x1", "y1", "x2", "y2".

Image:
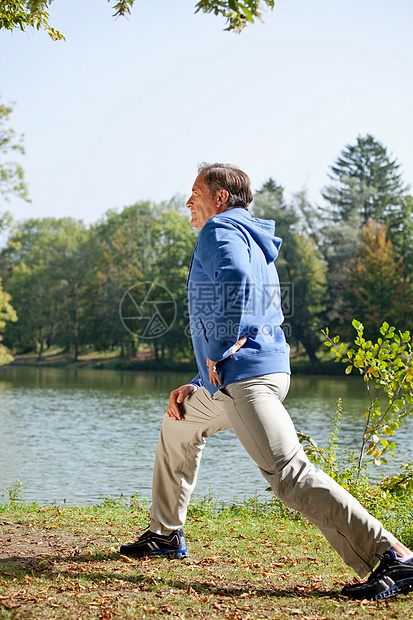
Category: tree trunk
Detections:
[
  {"x1": 37, "y1": 328, "x2": 45, "y2": 361},
  {"x1": 299, "y1": 333, "x2": 319, "y2": 365}
]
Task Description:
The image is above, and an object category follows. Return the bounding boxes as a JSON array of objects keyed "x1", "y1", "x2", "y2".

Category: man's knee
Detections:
[{"x1": 263, "y1": 445, "x2": 317, "y2": 499}]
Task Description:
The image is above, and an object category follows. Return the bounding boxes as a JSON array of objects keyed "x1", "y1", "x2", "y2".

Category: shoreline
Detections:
[{"x1": 2, "y1": 353, "x2": 346, "y2": 376}]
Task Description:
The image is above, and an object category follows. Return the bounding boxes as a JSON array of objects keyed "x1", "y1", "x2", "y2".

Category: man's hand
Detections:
[
  {"x1": 206, "y1": 357, "x2": 222, "y2": 388},
  {"x1": 206, "y1": 336, "x2": 247, "y2": 388},
  {"x1": 166, "y1": 384, "x2": 198, "y2": 421}
]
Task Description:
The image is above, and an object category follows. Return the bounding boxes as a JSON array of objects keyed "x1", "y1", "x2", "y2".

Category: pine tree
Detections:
[{"x1": 322, "y1": 134, "x2": 407, "y2": 224}]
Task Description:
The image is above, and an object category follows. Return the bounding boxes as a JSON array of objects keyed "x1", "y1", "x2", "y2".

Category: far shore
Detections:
[{"x1": 2, "y1": 349, "x2": 346, "y2": 375}]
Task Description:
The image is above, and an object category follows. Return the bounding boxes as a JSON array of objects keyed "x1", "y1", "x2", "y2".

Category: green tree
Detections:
[
  {"x1": 0, "y1": 0, "x2": 64, "y2": 39},
  {"x1": 45, "y1": 220, "x2": 91, "y2": 360},
  {"x1": 318, "y1": 209, "x2": 362, "y2": 331},
  {"x1": 0, "y1": 96, "x2": 29, "y2": 206},
  {"x1": 322, "y1": 134, "x2": 407, "y2": 225},
  {"x1": 253, "y1": 180, "x2": 328, "y2": 364},
  {"x1": 150, "y1": 208, "x2": 197, "y2": 361},
  {"x1": 316, "y1": 135, "x2": 410, "y2": 334},
  {"x1": 2, "y1": 218, "x2": 90, "y2": 359},
  {"x1": 195, "y1": 0, "x2": 275, "y2": 32},
  {"x1": 1, "y1": 262, "x2": 57, "y2": 356},
  {"x1": 0, "y1": 0, "x2": 274, "y2": 39},
  {"x1": 386, "y1": 194, "x2": 413, "y2": 278},
  {"x1": 342, "y1": 220, "x2": 412, "y2": 339},
  {"x1": 0, "y1": 277, "x2": 17, "y2": 365},
  {"x1": 85, "y1": 200, "x2": 196, "y2": 361},
  {"x1": 0, "y1": 95, "x2": 28, "y2": 363},
  {"x1": 84, "y1": 201, "x2": 158, "y2": 356},
  {"x1": 1, "y1": 202, "x2": 196, "y2": 362}
]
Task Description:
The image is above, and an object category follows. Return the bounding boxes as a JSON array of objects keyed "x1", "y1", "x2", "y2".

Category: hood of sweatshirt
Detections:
[{"x1": 210, "y1": 208, "x2": 282, "y2": 263}]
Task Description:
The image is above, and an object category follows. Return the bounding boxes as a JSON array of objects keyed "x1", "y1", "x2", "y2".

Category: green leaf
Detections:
[
  {"x1": 380, "y1": 322, "x2": 389, "y2": 335},
  {"x1": 238, "y1": 3, "x2": 254, "y2": 22}
]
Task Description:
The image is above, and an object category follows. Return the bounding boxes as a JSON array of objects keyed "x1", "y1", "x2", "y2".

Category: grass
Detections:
[{"x1": 1, "y1": 494, "x2": 412, "y2": 619}]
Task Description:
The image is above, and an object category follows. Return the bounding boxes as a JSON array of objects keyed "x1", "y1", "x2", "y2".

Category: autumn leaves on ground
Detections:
[{"x1": 0, "y1": 502, "x2": 412, "y2": 620}]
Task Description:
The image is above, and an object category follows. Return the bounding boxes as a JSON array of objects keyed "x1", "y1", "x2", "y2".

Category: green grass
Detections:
[{"x1": 0, "y1": 494, "x2": 412, "y2": 619}]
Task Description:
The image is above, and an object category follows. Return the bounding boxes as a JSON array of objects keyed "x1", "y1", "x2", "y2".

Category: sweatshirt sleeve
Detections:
[
  {"x1": 188, "y1": 372, "x2": 203, "y2": 389},
  {"x1": 196, "y1": 219, "x2": 254, "y2": 362}
]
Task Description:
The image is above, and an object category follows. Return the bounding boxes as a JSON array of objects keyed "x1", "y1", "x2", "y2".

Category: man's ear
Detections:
[{"x1": 216, "y1": 189, "x2": 229, "y2": 207}]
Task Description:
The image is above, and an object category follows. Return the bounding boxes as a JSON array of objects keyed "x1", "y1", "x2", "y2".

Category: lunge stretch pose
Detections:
[{"x1": 121, "y1": 163, "x2": 413, "y2": 601}]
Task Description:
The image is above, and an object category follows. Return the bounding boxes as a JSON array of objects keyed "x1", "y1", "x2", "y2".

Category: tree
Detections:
[
  {"x1": 386, "y1": 194, "x2": 413, "y2": 278},
  {"x1": 0, "y1": 0, "x2": 274, "y2": 39},
  {"x1": 253, "y1": 180, "x2": 328, "y2": 364},
  {"x1": 0, "y1": 0, "x2": 64, "y2": 39},
  {"x1": 0, "y1": 278, "x2": 17, "y2": 365},
  {"x1": 45, "y1": 220, "x2": 91, "y2": 360},
  {"x1": 0, "y1": 200, "x2": 196, "y2": 362},
  {"x1": 85, "y1": 200, "x2": 196, "y2": 360},
  {"x1": 0, "y1": 96, "x2": 29, "y2": 206},
  {"x1": 342, "y1": 220, "x2": 412, "y2": 338},
  {"x1": 0, "y1": 95, "x2": 28, "y2": 363},
  {"x1": 316, "y1": 135, "x2": 410, "y2": 333},
  {"x1": 322, "y1": 134, "x2": 407, "y2": 224},
  {"x1": 1, "y1": 217, "x2": 91, "y2": 359},
  {"x1": 318, "y1": 209, "x2": 362, "y2": 330},
  {"x1": 150, "y1": 208, "x2": 197, "y2": 361},
  {"x1": 195, "y1": 0, "x2": 274, "y2": 32},
  {"x1": 84, "y1": 201, "x2": 158, "y2": 356}
]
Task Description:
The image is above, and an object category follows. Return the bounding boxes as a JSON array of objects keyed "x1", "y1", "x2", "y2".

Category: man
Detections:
[{"x1": 121, "y1": 163, "x2": 413, "y2": 601}]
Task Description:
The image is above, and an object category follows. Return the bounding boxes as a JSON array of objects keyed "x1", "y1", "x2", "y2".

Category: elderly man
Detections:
[{"x1": 121, "y1": 163, "x2": 413, "y2": 601}]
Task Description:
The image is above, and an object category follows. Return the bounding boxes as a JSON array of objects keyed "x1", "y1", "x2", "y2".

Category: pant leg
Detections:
[
  {"x1": 150, "y1": 387, "x2": 231, "y2": 535},
  {"x1": 222, "y1": 373, "x2": 396, "y2": 578}
]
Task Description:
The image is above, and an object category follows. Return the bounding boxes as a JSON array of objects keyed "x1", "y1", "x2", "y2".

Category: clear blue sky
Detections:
[{"x1": 1, "y1": 0, "x2": 412, "y2": 224}]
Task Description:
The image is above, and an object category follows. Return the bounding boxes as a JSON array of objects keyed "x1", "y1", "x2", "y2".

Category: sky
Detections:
[{"x1": 1, "y1": 0, "x2": 412, "y2": 225}]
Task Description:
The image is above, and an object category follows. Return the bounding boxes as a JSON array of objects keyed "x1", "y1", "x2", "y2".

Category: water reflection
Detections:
[{"x1": 0, "y1": 367, "x2": 411, "y2": 505}]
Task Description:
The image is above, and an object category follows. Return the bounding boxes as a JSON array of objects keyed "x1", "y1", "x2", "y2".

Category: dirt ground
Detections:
[{"x1": 0, "y1": 519, "x2": 90, "y2": 569}]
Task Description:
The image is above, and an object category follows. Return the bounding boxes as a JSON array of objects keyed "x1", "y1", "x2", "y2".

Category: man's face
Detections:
[{"x1": 186, "y1": 174, "x2": 219, "y2": 230}]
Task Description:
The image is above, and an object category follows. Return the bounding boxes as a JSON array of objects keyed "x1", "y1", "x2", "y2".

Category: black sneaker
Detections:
[
  {"x1": 341, "y1": 550, "x2": 413, "y2": 601},
  {"x1": 120, "y1": 529, "x2": 188, "y2": 559}
]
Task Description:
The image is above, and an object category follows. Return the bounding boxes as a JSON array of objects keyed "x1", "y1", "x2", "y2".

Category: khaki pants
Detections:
[{"x1": 150, "y1": 373, "x2": 396, "y2": 577}]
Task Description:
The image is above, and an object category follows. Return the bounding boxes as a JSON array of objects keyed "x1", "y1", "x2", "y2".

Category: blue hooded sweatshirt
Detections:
[{"x1": 187, "y1": 208, "x2": 290, "y2": 395}]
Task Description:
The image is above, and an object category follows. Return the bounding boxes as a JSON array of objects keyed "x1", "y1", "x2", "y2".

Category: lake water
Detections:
[{"x1": 0, "y1": 367, "x2": 412, "y2": 506}]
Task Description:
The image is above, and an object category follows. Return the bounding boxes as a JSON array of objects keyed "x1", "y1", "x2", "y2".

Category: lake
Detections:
[{"x1": 0, "y1": 367, "x2": 412, "y2": 506}]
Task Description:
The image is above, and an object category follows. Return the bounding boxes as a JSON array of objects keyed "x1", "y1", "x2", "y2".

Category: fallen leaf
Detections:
[{"x1": 119, "y1": 554, "x2": 134, "y2": 563}]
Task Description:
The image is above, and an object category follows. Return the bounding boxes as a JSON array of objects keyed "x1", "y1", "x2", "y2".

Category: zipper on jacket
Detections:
[{"x1": 199, "y1": 318, "x2": 209, "y2": 342}]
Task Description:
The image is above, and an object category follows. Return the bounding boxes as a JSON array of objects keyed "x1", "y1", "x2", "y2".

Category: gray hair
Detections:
[{"x1": 198, "y1": 162, "x2": 253, "y2": 210}]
